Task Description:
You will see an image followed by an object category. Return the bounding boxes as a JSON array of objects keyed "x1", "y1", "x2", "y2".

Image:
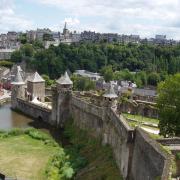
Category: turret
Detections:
[
  {"x1": 51, "y1": 71, "x2": 73, "y2": 126},
  {"x1": 103, "y1": 82, "x2": 118, "y2": 107},
  {"x1": 11, "y1": 69, "x2": 25, "y2": 109},
  {"x1": 27, "y1": 72, "x2": 45, "y2": 102},
  {"x1": 56, "y1": 71, "x2": 73, "y2": 93}
]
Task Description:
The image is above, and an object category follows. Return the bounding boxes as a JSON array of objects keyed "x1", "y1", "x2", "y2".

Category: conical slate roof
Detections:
[
  {"x1": 28, "y1": 72, "x2": 45, "y2": 83},
  {"x1": 11, "y1": 69, "x2": 25, "y2": 85},
  {"x1": 103, "y1": 83, "x2": 118, "y2": 99},
  {"x1": 56, "y1": 71, "x2": 73, "y2": 85}
]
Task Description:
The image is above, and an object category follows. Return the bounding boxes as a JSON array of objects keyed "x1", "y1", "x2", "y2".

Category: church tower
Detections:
[
  {"x1": 63, "y1": 22, "x2": 70, "y2": 40},
  {"x1": 11, "y1": 69, "x2": 25, "y2": 109},
  {"x1": 51, "y1": 71, "x2": 73, "y2": 126}
]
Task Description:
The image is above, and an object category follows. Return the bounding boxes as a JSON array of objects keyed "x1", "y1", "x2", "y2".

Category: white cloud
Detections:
[
  {"x1": 0, "y1": 0, "x2": 33, "y2": 32},
  {"x1": 63, "y1": 18, "x2": 80, "y2": 26},
  {"x1": 1, "y1": 0, "x2": 180, "y2": 39},
  {"x1": 34, "y1": 0, "x2": 180, "y2": 39}
]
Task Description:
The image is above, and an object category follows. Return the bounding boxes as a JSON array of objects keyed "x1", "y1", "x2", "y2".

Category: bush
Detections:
[
  {"x1": 46, "y1": 150, "x2": 74, "y2": 180},
  {"x1": 7, "y1": 128, "x2": 24, "y2": 136},
  {"x1": 25, "y1": 128, "x2": 58, "y2": 147},
  {"x1": 0, "y1": 128, "x2": 24, "y2": 139},
  {"x1": 176, "y1": 152, "x2": 180, "y2": 160}
]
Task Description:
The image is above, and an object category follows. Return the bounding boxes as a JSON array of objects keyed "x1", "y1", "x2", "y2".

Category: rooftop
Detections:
[
  {"x1": 74, "y1": 70, "x2": 101, "y2": 79},
  {"x1": 56, "y1": 71, "x2": 73, "y2": 85},
  {"x1": 28, "y1": 72, "x2": 45, "y2": 83},
  {"x1": 103, "y1": 83, "x2": 118, "y2": 99},
  {"x1": 11, "y1": 69, "x2": 25, "y2": 85}
]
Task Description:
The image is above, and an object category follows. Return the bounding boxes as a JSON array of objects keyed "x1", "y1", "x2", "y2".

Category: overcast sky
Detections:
[{"x1": 1, "y1": 0, "x2": 180, "y2": 39}]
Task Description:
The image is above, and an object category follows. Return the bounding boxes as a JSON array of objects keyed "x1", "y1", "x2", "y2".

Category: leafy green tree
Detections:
[
  {"x1": 0, "y1": 60, "x2": 14, "y2": 68},
  {"x1": 157, "y1": 73, "x2": 180, "y2": 137},
  {"x1": 18, "y1": 33, "x2": 27, "y2": 44},
  {"x1": 148, "y1": 72, "x2": 160, "y2": 86},
  {"x1": 71, "y1": 75, "x2": 95, "y2": 91},
  {"x1": 21, "y1": 44, "x2": 34, "y2": 57},
  {"x1": 101, "y1": 65, "x2": 114, "y2": 82},
  {"x1": 9, "y1": 42, "x2": 180, "y2": 80},
  {"x1": 42, "y1": 74, "x2": 55, "y2": 87},
  {"x1": 43, "y1": 33, "x2": 54, "y2": 41},
  {"x1": 11, "y1": 51, "x2": 22, "y2": 62}
]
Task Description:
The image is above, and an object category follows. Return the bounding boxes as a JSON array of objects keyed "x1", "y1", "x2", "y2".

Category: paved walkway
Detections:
[{"x1": 141, "y1": 127, "x2": 160, "y2": 135}]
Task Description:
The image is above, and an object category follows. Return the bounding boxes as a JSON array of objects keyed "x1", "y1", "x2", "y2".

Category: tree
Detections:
[
  {"x1": 43, "y1": 33, "x2": 54, "y2": 41},
  {"x1": 21, "y1": 44, "x2": 34, "y2": 57},
  {"x1": 101, "y1": 65, "x2": 114, "y2": 82},
  {"x1": 148, "y1": 72, "x2": 160, "y2": 86},
  {"x1": 71, "y1": 75, "x2": 95, "y2": 91},
  {"x1": 42, "y1": 74, "x2": 55, "y2": 87},
  {"x1": 157, "y1": 73, "x2": 180, "y2": 137},
  {"x1": 11, "y1": 51, "x2": 22, "y2": 62}
]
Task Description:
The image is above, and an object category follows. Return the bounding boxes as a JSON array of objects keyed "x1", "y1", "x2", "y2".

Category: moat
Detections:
[
  {"x1": 0, "y1": 103, "x2": 63, "y2": 145},
  {"x1": 0, "y1": 103, "x2": 33, "y2": 130}
]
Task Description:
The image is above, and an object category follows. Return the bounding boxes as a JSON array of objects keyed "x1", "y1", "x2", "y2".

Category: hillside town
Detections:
[{"x1": 1, "y1": 23, "x2": 180, "y2": 60}]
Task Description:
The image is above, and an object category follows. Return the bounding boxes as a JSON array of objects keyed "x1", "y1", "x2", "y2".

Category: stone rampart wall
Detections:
[
  {"x1": 71, "y1": 96, "x2": 104, "y2": 137},
  {"x1": 157, "y1": 138, "x2": 180, "y2": 146},
  {"x1": 70, "y1": 95, "x2": 171, "y2": 180},
  {"x1": 130, "y1": 128, "x2": 171, "y2": 180},
  {"x1": 16, "y1": 98, "x2": 51, "y2": 122}
]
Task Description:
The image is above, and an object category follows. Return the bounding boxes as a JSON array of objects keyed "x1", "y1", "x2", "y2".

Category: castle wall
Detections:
[
  {"x1": 130, "y1": 128, "x2": 171, "y2": 180},
  {"x1": 70, "y1": 95, "x2": 171, "y2": 180},
  {"x1": 15, "y1": 98, "x2": 51, "y2": 123}
]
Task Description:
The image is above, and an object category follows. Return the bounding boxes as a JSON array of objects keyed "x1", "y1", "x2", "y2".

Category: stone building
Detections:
[
  {"x1": 0, "y1": 49, "x2": 15, "y2": 60},
  {"x1": 26, "y1": 72, "x2": 45, "y2": 102}
]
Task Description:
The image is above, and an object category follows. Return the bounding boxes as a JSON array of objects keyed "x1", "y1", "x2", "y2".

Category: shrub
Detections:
[
  {"x1": 25, "y1": 128, "x2": 58, "y2": 147},
  {"x1": 46, "y1": 150, "x2": 74, "y2": 180},
  {"x1": 176, "y1": 152, "x2": 180, "y2": 160}
]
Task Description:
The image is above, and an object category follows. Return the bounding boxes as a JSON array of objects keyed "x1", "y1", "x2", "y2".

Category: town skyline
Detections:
[{"x1": 1, "y1": 0, "x2": 180, "y2": 40}]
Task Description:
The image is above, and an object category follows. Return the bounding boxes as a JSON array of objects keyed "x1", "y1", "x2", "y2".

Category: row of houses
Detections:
[{"x1": 74, "y1": 69, "x2": 157, "y2": 103}]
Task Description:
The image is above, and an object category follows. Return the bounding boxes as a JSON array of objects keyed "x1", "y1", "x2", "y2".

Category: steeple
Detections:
[{"x1": 64, "y1": 22, "x2": 67, "y2": 30}]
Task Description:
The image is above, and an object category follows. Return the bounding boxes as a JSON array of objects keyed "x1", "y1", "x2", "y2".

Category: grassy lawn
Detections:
[
  {"x1": 123, "y1": 113, "x2": 159, "y2": 124},
  {"x1": 0, "y1": 134, "x2": 59, "y2": 180}
]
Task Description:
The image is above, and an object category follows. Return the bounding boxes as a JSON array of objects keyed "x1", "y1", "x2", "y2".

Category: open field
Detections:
[{"x1": 0, "y1": 134, "x2": 59, "y2": 180}]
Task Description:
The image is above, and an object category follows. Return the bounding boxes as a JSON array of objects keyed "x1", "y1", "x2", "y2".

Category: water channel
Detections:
[
  {"x1": 0, "y1": 103, "x2": 66, "y2": 145},
  {"x1": 0, "y1": 103, "x2": 33, "y2": 130}
]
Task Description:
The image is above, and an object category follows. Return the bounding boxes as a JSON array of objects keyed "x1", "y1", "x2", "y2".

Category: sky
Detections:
[{"x1": 1, "y1": 0, "x2": 180, "y2": 39}]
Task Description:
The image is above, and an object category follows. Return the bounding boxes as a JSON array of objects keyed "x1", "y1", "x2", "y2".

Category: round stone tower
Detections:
[
  {"x1": 11, "y1": 69, "x2": 25, "y2": 109},
  {"x1": 51, "y1": 71, "x2": 73, "y2": 126}
]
